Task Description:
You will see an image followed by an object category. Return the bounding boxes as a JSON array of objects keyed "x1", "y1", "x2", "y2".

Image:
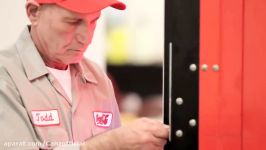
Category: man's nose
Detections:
[{"x1": 75, "y1": 24, "x2": 89, "y2": 45}]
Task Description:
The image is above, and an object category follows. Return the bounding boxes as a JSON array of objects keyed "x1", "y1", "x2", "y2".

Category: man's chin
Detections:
[{"x1": 68, "y1": 57, "x2": 83, "y2": 64}]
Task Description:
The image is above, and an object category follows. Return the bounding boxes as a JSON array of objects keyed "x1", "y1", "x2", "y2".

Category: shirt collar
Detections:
[
  {"x1": 15, "y1": 26, "x2": 49, "y2": 81},
  {"x1": 72, "y1": 62, "x2": 98, "y2": 84}
]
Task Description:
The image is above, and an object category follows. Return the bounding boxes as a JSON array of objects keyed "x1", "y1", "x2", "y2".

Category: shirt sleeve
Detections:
[
  {"x1": 0, "y1": 77, "x2": 39, "y2": 150},
  {"x1": 108, "y1": 79, "x2": 122, "y2": 129}
]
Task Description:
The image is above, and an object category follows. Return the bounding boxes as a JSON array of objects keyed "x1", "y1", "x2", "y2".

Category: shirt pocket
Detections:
[
  {"x1": 92, "y1": 126, "x2": 112, "y2": 136},
  {"x1": 35, "y1": 126, "x2": 69, "y2": 142}
]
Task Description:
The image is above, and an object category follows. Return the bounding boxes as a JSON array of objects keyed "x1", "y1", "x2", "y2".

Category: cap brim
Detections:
[
  {"x1": 110, "y1": 2, "x2": 126, "y2": 10},
  {"x1": 57, "y1": 0, "x2": 126, "y2": 13}
]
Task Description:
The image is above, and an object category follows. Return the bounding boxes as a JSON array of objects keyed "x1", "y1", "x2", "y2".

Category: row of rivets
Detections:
[
  {"x1": 175, "y1": 97, "x2": 197, "y2": 138},
  {"x1": 175, "y1": 119, "x2": 197, "y2": 138},
  {"x1": 175, "y1": 120, "x2": 197, "y2": 138},
  {"x1": 189, "y1": 64, "x2": 220, "y2": 72}
]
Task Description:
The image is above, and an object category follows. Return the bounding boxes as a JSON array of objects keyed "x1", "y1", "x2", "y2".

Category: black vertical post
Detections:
[{"x1": 164, "y1": 0, "x2": 199, "y2": 149}]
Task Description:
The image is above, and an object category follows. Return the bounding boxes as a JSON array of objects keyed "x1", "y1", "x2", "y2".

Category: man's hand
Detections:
[{"x1": 81, "y1": 118, "x2": 169, "y2": 150}]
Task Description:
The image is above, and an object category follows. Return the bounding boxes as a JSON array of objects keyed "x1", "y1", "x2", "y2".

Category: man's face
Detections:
[{"x1": 33, "y1": 4, "x2": 101, "y2": 65}]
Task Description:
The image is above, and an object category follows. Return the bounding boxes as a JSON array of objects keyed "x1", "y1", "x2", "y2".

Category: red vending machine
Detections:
[
  {"x1": 200, "y1": 0, "x2": 266, "y2": 149},
  {"x1": 164, "y1": 0, "x2": 266, "y2": 149}
]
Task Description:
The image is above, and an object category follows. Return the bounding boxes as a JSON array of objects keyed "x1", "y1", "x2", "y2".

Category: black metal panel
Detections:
[{"x1": 164, "y1": 0, "x2": 199, "y2": 149}]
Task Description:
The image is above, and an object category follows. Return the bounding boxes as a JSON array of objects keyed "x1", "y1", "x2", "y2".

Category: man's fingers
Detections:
[
  {"x1": 153, "y1": 137, "x2": 167, "y2": 147},
  {"x1": 151, "y1": 123, "x2": 169, "y2": 139},
  {"x1": 148, "y1": 133, "x2": 168, "y2": 147}
]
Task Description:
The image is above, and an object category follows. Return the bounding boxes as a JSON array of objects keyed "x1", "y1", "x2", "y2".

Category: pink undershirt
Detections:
[{"x1": 46, "y1": 65, "x2": 72, "y2": 102}]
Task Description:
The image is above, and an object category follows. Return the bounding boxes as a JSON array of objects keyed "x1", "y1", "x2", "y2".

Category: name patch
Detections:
[{"x1": 31, "y1": 109, "x2": 60, "y2": 126}]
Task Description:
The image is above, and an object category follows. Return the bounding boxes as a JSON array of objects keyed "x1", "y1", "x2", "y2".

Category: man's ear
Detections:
[{"x1": 26, "y1": 1, "x2": 41, "y2": 26}]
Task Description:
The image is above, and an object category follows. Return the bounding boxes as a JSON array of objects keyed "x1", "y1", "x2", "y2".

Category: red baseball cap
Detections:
[{"x1": 34, "y1": 0, "x2": 126, "y2": 13}]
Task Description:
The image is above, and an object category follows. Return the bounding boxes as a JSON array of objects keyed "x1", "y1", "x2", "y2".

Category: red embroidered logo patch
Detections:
[
  {"x1": 93, "y1": 112, "x2": 112, "y2": 127},
  {"x1": 31, "y1": 109, "x2": 60, "y2": 126}
]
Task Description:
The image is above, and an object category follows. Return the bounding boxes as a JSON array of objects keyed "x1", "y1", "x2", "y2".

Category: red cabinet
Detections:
[{"x1": 200, "y1": 0, "x2": 266, "y2": 149}]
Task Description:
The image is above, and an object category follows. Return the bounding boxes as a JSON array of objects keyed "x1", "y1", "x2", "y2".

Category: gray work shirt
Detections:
[{"x1": 0, "y1": 26, "x2": 120, "y2": 149}]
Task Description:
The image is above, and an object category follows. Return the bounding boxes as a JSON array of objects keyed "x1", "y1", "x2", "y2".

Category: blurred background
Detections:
[{"x1": 0, "y1": 0, "x2": 164, "y2": 125}]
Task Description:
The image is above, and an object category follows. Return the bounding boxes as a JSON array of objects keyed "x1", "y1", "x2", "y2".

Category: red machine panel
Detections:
[
  {"x1": 200, "y1": 0, "x2": 266, "y2": 149},
  {"x1": 243, "y1": 0, "x2": 266, "y2": 149}
]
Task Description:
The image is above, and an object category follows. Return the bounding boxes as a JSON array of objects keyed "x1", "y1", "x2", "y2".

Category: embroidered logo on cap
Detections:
[
  {"x1": 31, "y1": 109, "x2": 60, "y2": 126},
  {"x1": 93, "y1": 112, "x2": 113, "y2": 127}
]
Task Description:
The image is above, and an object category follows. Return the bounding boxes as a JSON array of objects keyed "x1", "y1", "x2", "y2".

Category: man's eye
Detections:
[{"x1": 68, "y1": 20, "x2": 82, "y2": 25}]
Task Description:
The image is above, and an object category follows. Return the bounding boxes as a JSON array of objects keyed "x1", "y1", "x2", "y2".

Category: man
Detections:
[{"x1": 0, "y1": 0, "x2": 169, "y2": 149}]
